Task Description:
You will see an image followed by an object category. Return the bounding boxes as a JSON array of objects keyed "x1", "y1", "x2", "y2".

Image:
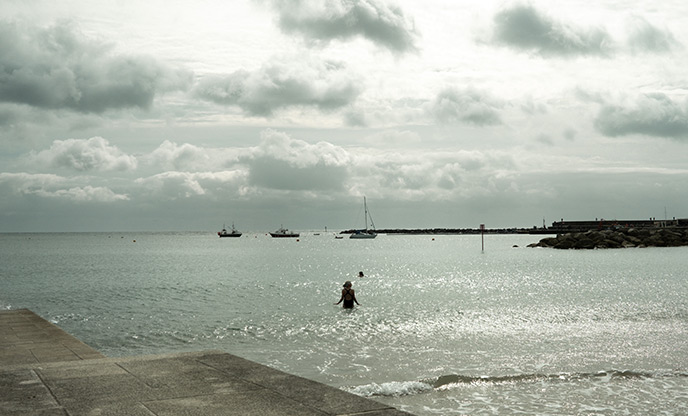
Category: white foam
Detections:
[{"x1": 346, "y1": 380, "x2": 433, "y2": 397}]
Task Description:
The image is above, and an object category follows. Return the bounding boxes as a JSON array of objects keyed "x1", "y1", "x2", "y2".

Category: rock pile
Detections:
[{"x1": 528, "y1": 227, "x2": 688, "y2": 249}]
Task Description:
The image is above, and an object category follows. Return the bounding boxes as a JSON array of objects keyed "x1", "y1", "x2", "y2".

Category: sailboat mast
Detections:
[{"x1": 363, "y1": 197, "x2": 368, "y2": 230}]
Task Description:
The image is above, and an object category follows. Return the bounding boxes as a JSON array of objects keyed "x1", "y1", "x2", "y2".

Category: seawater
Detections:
[{"x1": 2, "y1": 232, "x2": 687, "y2": 415}]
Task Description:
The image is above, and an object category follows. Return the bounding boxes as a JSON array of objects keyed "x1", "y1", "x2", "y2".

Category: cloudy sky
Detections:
[{"x1": 1, "y1": 0, "x2": 687, "y2": 232}]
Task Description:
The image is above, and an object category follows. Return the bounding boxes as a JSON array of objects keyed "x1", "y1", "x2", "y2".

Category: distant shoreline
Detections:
[
  {"x1": 342, "y1": 218, "x2": 688, "y2": 236},
  {"x1": 341, "y1": 228, "x2": 548, "y2": 235}
]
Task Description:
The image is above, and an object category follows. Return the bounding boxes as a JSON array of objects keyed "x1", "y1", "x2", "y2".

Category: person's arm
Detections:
[
  {"x1": 335, "y1": 290, "x2": 344, "y2": 305},
  {"x1": 352, "y1": 290, "x2": 360, "y2": 305}
]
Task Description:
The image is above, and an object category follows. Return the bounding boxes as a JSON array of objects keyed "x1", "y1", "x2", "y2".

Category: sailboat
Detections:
[{"x1": 350, "y1": 197, "x2": 377, "y2": 239}]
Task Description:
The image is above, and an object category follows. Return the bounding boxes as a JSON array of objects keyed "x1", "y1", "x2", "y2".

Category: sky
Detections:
[{"x1": 1, "y1": 0, "x2": 687, "y2": 232}]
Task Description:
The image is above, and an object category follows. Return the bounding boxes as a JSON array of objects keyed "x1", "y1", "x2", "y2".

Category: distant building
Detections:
[{"x1": 546, "y1": 218, "x2": 687, "y2": 233}]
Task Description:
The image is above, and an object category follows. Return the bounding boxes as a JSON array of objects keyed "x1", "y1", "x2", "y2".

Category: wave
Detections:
[{"x1": 345, "y1": 369, "x2": 688, "y2": 398}]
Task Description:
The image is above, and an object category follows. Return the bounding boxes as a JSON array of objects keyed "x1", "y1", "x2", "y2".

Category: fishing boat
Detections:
[
  {"x1": 270, "y1": 226, "x2": 299, "y2": 238},
  {"x1": 218, "y1": 223, "x2": 242, "y2": 237},
  {"x1": 350, "y1": 197, "x2": 377, "y2": 239}
]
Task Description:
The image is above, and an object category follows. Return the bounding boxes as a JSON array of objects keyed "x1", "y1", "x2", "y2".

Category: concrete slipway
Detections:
[{"x1": 0, "y1": 309, "x2": 414, "y2": 416}]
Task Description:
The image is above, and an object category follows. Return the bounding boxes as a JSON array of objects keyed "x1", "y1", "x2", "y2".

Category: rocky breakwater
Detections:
[{"x1": 528, "y1": 227, "x2": 688, "y2": 249}]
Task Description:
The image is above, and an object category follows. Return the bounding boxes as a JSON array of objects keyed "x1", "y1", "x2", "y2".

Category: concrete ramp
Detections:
[{"x1": 1, "y1": 309, "x2": 414, "y2": 415}]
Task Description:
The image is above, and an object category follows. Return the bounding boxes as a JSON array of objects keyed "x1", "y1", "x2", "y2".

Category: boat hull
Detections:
[
  {"x1": 270, "y1": 233, "x2": 299, "y2": 238},
  {"x1": 350, "y1": 231, "x2": 377, "y2": 239}
]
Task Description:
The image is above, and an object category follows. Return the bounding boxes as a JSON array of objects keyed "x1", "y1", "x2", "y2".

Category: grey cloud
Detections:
[
  {"x1": 364, "y1": 153, "x2": 519, "y2": 205},
  {"x1": 194, "y1": 58, "x2": 361, "y2": 116},
  {"x1": 246, "y1": 129, "x2": 350, "y2": 191},
  {"x1": 430, "y1": 87, "x2": 503, "y2": 126},
  {"x1": 0, "y1": 20, "x2": 192, "y2": 113},
  {"x1": 32, "y1": 137, "x2": 138, "y2": 171},
  {"x1": 626, "y1": 16, "x2": 680, "y2": 53},
  {"x1": 0, "y1": 106, "x2": 16, "y2": 126},
  {"x1": 491, "y1": 4, "x2": 612, "y2": 56},
  {"x1": 344, "y1": 109, "x2": 368, "y2": 127},
  {"x1": 249, "y1": 157, "x2": 348, "y2": 190},
  {"x1": 266, "y1": 0, "x2": 418, "y2": 54},
  {"x1": 594, "y1": 93, "x2": 688, "y2": 139},
  {"x1": 563, "y1": 128, "x2": 577, "y2": 141}
]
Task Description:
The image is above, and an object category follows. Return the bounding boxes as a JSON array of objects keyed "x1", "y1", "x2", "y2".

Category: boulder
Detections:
[
  {"x1": 529, "y1": 227, "x2": 688, "y2": 249},
  {"x1": 573, "y1": 237, "x2": 596, "y2": 249}
]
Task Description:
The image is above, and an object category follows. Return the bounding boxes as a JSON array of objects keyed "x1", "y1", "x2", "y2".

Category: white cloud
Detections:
[
  {"x1": 31, "y1": 137, "x2": 138, "y2": 171},
  {"x1": 134, "y1": 170, "x2": 247, "y2": 200},
  {"x1": 135, "y1": 171, "x2": 207, "y2": 198},
  {"x1": 145, "y1": 141, "x2": 213, "y2": 171},
  {"x1": 38, "y1": 185, "x2": 129, "y2": 202},
  {"x1": 0, "y1": 172, "x2": 128, "y2": 202}
]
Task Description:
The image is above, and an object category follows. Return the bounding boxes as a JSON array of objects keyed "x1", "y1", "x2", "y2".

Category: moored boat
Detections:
[
  {"x1": 350, "y1": 229, "x2": 376, "y2": 239},
  {"x1": 218, "y1": 223, "x2": 242, "y2": 237},
  {"x1": 270, "y1": 226, "x2": 299, "y2": 238},
  {"x1": 350, "y1": 197, "x2": 377, "y2": 239}
]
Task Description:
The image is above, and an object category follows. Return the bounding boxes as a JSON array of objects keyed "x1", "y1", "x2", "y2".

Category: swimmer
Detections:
[{"x1": 335, "y1": 281, "x2": 360, "y2": 308}]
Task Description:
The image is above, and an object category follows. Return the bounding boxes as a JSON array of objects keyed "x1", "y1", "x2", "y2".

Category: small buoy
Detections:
[
  {"x1": 432, "y1": 238, "x2": 435, "y2": 241},
  {"x1": 133, "y1": 240, "x2": 136, "y2": 243}
]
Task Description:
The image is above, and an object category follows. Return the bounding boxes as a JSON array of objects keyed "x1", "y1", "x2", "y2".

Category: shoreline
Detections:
[{"x1": 0, "y1": 309, "x2": 415, "y2": 415}]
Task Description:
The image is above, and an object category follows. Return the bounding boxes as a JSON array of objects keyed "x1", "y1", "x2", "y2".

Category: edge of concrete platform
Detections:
[
  {"x1": 1, "y1": 309, "x2": 417, "y2": 416},
  {"x1": 0, "y1": 308, "x2": 106, "y2": 366}
]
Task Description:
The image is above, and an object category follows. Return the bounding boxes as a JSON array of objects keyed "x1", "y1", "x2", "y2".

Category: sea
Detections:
[{"x1": 2, "y1": 231, "x2": 687, "y2": 415}]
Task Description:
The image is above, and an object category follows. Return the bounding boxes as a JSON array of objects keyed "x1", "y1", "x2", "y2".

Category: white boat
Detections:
[{"x1": 350, "y1": 197, "x2": 377, "y2": 239}]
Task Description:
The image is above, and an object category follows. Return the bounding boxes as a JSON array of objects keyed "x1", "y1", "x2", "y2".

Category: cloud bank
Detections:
[{"x1": 0, "y1": 20, "x2": 192, "y2": 113}]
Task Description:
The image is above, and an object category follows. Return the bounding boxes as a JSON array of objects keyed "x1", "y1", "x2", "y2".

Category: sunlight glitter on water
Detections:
[{"x1": 2, "y1": 232, "x2": 687, "y2": 415}]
